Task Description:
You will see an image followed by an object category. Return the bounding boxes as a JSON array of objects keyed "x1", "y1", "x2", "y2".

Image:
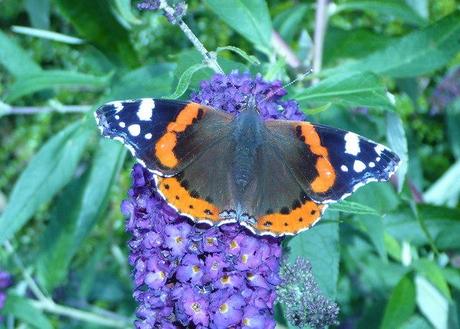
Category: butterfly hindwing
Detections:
[
  {"x1": 156, "y1": 136, "x2": 237, "y2": 225},
  {"x1": 95, "y1": 98, "x2": 233, "y2": 176},
  {"x1": 240, "y1": 140, "x2": 327, "y2": 236},
  {"x1": 265, "y1": 120, "x2": 400, "y2": 203}
]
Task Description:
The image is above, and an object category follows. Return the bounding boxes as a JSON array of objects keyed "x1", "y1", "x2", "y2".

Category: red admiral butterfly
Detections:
[{"x1": 95, "y1": 98, "x2": 399, "y2": 236}]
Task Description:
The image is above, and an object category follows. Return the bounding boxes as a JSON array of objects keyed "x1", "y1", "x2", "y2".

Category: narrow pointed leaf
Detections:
[
  {"x1": 295, "y1": 72, "x2": 393, "y2": 110},
  {"x1": 0, "y1": 120, "x2": 93, "y2": 244},
  {"x1": 205, "y1": 0, "x2": 272, "y2": 53}
]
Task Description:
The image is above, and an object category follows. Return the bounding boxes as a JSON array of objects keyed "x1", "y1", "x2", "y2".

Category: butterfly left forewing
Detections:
[{"x1": 95, "y1": 98, "x2": 233, "y2": 176}]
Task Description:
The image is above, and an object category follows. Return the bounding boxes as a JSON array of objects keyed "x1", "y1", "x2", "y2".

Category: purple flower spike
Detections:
[
  {"x1": 0, "y1": 270, "x2": 13, "y2": 322},
  {"x1": 125, "y1": 71, "x2": 307, "y2": 328}
]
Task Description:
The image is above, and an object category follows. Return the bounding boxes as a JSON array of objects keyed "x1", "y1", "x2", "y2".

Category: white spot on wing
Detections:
[
  {"x1": 108, "y1": 101, "x2": 123, "y2": 113},
  {"x1": 375, "y1": 144, "x2": 385, "y2": 155},
  {"x1": 344, "y1": 132, "x2": 360, "y2": 156},
  {"x1": 145, "y1": 133, "x2": 152, "y2": 140},
  {"x1": 128, "y1": 124, "x2": 141, "y2": 136},
  {"x1": 115, "y1": 115, "x2": 120, "y2": 120},
  {"x1": 369, "y1": 162, "x2": 375, "y2": 168},
  {"x1": 341, "y1": 165, "x2": 348, "y2": 172},
  {"x1": 137, "y1": 99, "x2": 155, "y2": 121},
  {"x1": 119, "y1": 122, "x2": 126, "y2": 128},
  {"x1": 353, "y1": 160, "x2": 366, "y2": 173}
]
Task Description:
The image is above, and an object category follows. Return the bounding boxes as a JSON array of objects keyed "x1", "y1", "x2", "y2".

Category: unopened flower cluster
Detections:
[
  {"x1": 277, "y1": 258, "x2": 339, "y2": 329},
  {"x1": 137, "y1": 0, "x2": 187, "y2": 24}
]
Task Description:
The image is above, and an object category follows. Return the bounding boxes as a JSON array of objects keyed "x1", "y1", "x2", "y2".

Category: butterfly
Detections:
[{"x1": 95, "y1": 97, "x2": 400, "y2": 237}]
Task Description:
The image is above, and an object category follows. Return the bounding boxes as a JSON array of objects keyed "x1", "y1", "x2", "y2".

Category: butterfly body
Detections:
[
  {"x1": 231, "y1": 104, "x2": 265, "y2": 193},
  {"x1": 95, "y1": 98, "x2": 400, "y2": 237}
]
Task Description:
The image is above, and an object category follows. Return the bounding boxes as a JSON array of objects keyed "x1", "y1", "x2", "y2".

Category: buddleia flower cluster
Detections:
[
  {"x1": 0, "y1": 271, "x2": 13, "y2": 322},
  {"x1": 431, "y1": 67, "x2": 460, "y2": 114},
  {"x1": 277, "y1": 257, "x2": 339, "y2": 329},
  {"x1": 123, "y1": 71, "x2": 309, "y2": 328}
]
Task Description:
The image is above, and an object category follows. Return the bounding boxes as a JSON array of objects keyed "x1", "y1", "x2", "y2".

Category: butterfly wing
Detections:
[
  {"x1": 95, "y1": 98, "x2": 233, "y2": 176},
  {"x1": 155, "y1": 137, "x2": 238, "y2": 225},
  {"x1": 239, "y1": 140, "x2": 327, "y2": 236},
  {"x1": 96, "y1": 98, "x2": 236, "y2": 224},
  {"x1": 239, "y1": 120, "x2": 399, "y2": 236},
  {"x1": 265, "y1": 120, "x2": 400, "y2": 203}
]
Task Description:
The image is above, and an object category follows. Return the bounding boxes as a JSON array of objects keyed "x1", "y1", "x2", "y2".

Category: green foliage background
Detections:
[{"x1": 0, "y1": 0, "x2": 459, "y2": 328}]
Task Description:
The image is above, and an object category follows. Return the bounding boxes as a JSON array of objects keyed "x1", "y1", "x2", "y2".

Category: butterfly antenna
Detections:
[{"x1": 261, "y1": 68, "x2": 313, "y2": 104}]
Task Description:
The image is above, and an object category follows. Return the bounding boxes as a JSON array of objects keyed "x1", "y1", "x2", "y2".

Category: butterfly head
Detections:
[{"x1": 239, "y1": 94, "x2": 260, "y2": 115}]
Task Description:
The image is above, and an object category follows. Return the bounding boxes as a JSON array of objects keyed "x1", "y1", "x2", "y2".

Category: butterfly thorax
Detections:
[{"x1": 231, "y1": 107, "x2": 265, "y2": 193}]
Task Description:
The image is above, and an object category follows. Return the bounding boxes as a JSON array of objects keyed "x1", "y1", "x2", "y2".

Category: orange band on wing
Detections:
[
  {"x1": 166, "y1": 103, "x2": 201, "y2": 133},
  {"x1": 311, "y1": 157, "x2": 335, "y2": 193},
  {"x1": 300, "y1": 123, "x2": 328, "y2": 156},
  {"x1": 157, "y1": 176, "x2": 220, "y2": 222},
  {"x1": 155, "y1": 103, "x2": 203, "y2": 168},
  {"x1": 256, "y1": 201, "x2": 325, "y2": 235},
  {"x1": 298, "y1": 123, "x2": 336, "y2": 193},
  {"x1": 155, "y1": 132, "x2": 178, "y2": 168}
]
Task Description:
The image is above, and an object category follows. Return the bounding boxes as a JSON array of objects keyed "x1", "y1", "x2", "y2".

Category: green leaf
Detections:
[
  {"x1": 287, "y1": 216, "x2": 339, "y2": 298},
  {"x1": 54, "y1": 0, "x2": 138, "y2": 67},
  {"x1": 401, "y1": 316, "x2": 433, "y2": 329},
  {"x1": 424, "y1": 160, "x2": 460, "y2": 207},
  {"x1": 11, "y1": 25, "x2": 85, "y2": 44},
  {"x1": 0, "y1": 120, "x2": 93, "y2": 245},
  {"x1": 109, "y1": 63, "x2": 176, "y2": 100},
  {"x1": 0, "y1": 30, "x2": 41, "y2": 78},
  {"x1": 333, "y1": 0, "x2": 427, "y2": 26},
  {"x1": 173, "y1": 49, "x2": 247, "y2": 91},
  {"x1": 295, "y1": 72, "x2": 393, "y2": 110},
  {"x1": 112, "y1": 0, "x2": 142, "y2": 26},
  {"x1": 357, "y1": 214, "x2": 387, "y2": 259},
  {"x1": 215, "y1": 46, "x2": 260, "y2": 65},
  {"x1": 442, "y1": 268, "x2": 460, "y2": 291},
  {"x1": 24, "y1": 0, "x2": 50, "y2": 29},
  {"x1": 273, "y1": 4, "x2": 309, "y2": 43},
  {"x1": 384, "y1": 233, "x2": 402, "y2": 262},
  {"x1": 168, "y1": 63, "x2": 208, "y2": 99},
  {"x1": 386, "y1": 205, "x2": 460, "y2": 249},
  {"x1": 205, "y1": 0, "x2": 272, "y2": 53},
  {"x1": 414, "y1": 259, "x2": 451, "y2": 300},
  {"x1": 416, "y1": 275, "x2": 449, "y2": 329},
  {"x1": 302, "y1": 102, "x2": 332, "y2": 115},
  {"x1": 324, "y1": 27, "x2": 393, "y2": 66},
  {"x1": 36, "y1": 139, "x2": 125, "y2": 290},
  {"x1": 446, "y1": 99, "x2": 460, "y2": 160},
  {"x1": 386, "y1": 112, "x2": 408, "y2": 192},
  {"x1": 6, "y1": 70, "x2": 111, "y2": 102},
  {"x1": 1, "y1": 295, "x2": 53, "y2": 329},
  {"x1": 325, "y1": 11, "x2": 460, "y2": 78},
  {"x1": 380, "y1": 274, "x2": 416, "y2": 329},
  {"x1": 329, "y1": 200, "x2": 380, "y2": 216}
]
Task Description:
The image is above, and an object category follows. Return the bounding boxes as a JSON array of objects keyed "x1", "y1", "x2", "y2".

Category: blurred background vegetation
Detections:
[{"x1": 0, "y1": 0, "x2": 460, "y2": 328}]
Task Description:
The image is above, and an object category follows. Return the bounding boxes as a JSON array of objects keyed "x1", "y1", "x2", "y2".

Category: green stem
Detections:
[
  {"x1": 3, "y1": 241, "x2": 48, "y2": 302},
  {"x1": 31, "y1": 300, "x2": 131, "y2": 328},
  {"x1": 158, "y1": 0, "x2": 224, "y2": 74},
  {"x1": 3, "y1": 241, "x2": 132, "y2": 328}
]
